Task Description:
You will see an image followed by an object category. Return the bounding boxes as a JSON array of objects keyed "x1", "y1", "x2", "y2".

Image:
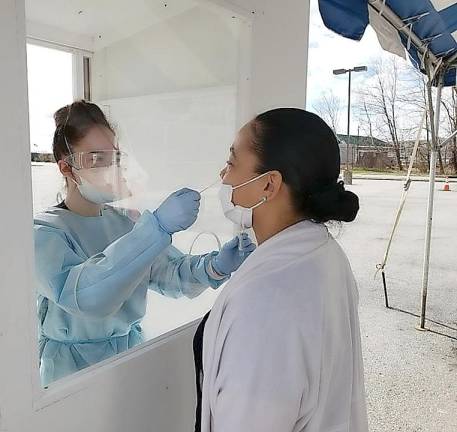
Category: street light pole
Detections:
[
  {"x1": 333, "y1": 65, "x2": 368, "y2": 185},
  {"x1": 356, "y1": 125, "x2": 360, "y2": 167},
  {"x1": 347, "y1": 69, "x2": 352, "y2": 174}
]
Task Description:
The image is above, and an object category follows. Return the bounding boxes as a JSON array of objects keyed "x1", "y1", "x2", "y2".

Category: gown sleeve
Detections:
[
  {"x1": 148, "y1": 247, "x2": 229, "y2": 299},
  {"x1": 34, "y1": 210, "x2": 172, "y2": 319}
]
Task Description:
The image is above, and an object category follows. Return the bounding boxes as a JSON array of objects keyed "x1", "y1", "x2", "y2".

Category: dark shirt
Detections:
[{"x1": 193, "y1": 311, "x2": 211, "y2": 432}]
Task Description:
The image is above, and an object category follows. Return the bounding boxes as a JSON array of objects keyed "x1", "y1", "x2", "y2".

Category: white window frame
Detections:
[{"x1": 26, "y1": 37, "x2": 93, "y2": 101}]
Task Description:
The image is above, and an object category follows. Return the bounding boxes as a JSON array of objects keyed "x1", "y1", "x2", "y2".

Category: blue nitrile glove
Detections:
[
  {"x1": 211, "y1": 233, "x2": 256, "y2": 276},
  {"x1": 153, "y1": 188, "x2": 201, "y2": 235}
]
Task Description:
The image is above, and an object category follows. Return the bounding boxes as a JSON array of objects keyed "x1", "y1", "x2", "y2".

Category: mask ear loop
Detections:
[
  {"x1": 58, "y1": 105, "x2": 80, "y2": 202},
  {"x1": 61, "y1": 104, "x2": 82, "y2": 183},
  {"x1": 238, "y1": 196, "x2": 266, "y2": 251},
  {"x1": 62, "y1": 103, "x2": 74, "y2": 157},
  {"x1": 235, "y1": 172, "x2": 270, "y2": 251},
  {"x1": 233, "y1": 171, "x2": 270, "y2": 191},
  {"x1": 193, "y1": 175, "x2": 267, "y2": 255}
]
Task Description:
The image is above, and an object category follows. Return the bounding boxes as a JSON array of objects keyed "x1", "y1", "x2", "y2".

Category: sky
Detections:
[
  {"x1": 306, "y1": 0, "x2": 395, "y2": 134},
  {"x1": 27, "y1": 0, "x2": 411, "y2": 153}
]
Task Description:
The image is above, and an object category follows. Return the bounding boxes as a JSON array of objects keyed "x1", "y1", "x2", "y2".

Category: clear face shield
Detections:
[
  {"x1": 65, "y1": 150, "x2": 131, "y2": 202},
  {"x1": 63, "y1": 125, "x2": 149, "y2": 219}
]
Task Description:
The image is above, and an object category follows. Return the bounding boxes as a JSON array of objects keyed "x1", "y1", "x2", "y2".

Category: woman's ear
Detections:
[
  {"x1": 264, "y1": 171, "x2": 283, "y2": 201},
  {"x1": 58, "y1": 160, "x2": 79, "y2": 185}
]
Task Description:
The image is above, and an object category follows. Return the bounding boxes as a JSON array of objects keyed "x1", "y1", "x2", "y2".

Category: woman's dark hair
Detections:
[
  {"x1": 53, "y1": 100, "x2": 114, "y2": 162},
  {"x1": 251, "y1": 108, "x2": 359, "y2": 223}
]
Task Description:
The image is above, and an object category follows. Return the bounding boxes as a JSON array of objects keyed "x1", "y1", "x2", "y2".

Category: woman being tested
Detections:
[
  {"x1": 35, "y1": 100, "x2": 255, "y2": 386},
  {"x1": 195, "y1": 108, "x2": 368, "y2": 432}
]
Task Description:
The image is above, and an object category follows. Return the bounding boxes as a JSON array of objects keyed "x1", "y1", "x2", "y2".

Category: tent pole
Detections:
[{"x1": 419, "y1": 64, "x2": 443, "y2": 330}]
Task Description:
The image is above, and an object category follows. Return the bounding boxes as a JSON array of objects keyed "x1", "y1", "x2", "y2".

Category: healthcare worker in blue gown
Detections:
[{"x1": 34, "y1": 100, "x2": 255, "y2": 386}]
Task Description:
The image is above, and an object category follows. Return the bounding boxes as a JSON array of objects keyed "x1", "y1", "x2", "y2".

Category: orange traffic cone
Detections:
[{"x1": 443, "y1": 177, "x2": 450, "y2": 192}]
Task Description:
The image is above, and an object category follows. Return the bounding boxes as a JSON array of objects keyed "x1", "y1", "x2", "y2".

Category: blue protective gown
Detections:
[{"x1": 34, "y1": 206, "x2": 227, "y2": 386}]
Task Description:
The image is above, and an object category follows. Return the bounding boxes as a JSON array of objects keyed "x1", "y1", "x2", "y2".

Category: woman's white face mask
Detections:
[
  {"x1": 218, "y1": 172, "x2": 268, "y2": 228},
  {"x1": 72, "y1": 166, "x2": 132, "y2": 205}
]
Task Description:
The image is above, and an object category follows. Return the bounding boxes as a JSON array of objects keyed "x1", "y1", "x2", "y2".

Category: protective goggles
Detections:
[{"x1": 64, "y1": 150, "x2": 127, "y2": 170}]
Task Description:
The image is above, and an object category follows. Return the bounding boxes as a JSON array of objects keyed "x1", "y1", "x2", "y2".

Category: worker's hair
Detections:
[
  {"x1": 251, "y1": 108, "x2": 359, "y2": 223},
  {"x1": 53, "y1": 100, "x2": 114, "y2": 162}
]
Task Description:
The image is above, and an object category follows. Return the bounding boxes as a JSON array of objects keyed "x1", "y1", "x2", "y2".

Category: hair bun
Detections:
[
  {"x1": 308, "y1": 181, "x2": 359, "y2": 223},
  {"x1": 54, "y1": 105, "x2": 70, "y2": 128}
]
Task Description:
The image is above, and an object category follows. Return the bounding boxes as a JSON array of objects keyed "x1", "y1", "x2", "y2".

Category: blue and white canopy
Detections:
[
  {"x1": 319, "y1": 1, "x2": 457, "y2": 327},
  {"x1": 318, "y1": 0, "x2": 457, "y2": 86}
]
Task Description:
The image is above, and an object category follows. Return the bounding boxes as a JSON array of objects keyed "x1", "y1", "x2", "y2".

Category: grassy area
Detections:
[
  {"x1": 351, "y1": 167, "x2": 457, "y2": 178},
  {"x1": 352, "y1": 167, "x2": 406, "y2": 176}
]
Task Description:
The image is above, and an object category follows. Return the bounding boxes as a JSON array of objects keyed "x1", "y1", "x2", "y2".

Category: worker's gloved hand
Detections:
[
  {"x1": 154, "y1": 188, "x2": 201, "y2": 235},
  {"x1": 212, "y1": 233, "x2": 256, "y2": 276}
]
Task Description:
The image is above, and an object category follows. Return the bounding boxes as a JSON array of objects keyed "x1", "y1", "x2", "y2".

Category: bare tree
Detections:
[
  {"x1": 379, "y1": 59, "x2": 406, "y2": 170},
  {"x1": 356, "y1": 99, "x2": 375, "y2": 146},
  {"x1": 357, "y1": 57, "x2": 405, "y2": 170},
  {"x1": 441, "y1": 87, "x2": 457, "y2": 174},
  {"x1": 312, "y1": 90, "x2": 341, "y2": 133},
  {"x1": 401, "y1": 71, "x2": 447, "y2": 173},
  {"x1": 354, "y1": 55, "x2": 452, "y2": 173}
]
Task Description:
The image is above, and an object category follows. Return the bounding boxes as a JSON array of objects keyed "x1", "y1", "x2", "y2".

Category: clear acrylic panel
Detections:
[{"x1": 26, "y1": 0, "x2": 244, "y2": 387}]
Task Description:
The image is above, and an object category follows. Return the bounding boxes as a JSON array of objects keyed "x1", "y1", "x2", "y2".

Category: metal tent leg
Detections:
[{"x1": 419, "y1": 68, "x2": 443, "y2": 330}]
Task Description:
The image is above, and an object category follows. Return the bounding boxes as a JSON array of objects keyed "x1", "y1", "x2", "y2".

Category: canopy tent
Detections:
[
  {"x1": 318, "y1": 0, "x2": 457, "y2": 330},
  {"x1": 319, "y1": 0, "x2": 457, "y2": 85}
]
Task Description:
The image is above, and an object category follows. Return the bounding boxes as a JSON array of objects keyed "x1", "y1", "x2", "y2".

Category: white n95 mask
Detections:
[{"x1": 218, "y1": 172, "x2": 269, "y2": 229}]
